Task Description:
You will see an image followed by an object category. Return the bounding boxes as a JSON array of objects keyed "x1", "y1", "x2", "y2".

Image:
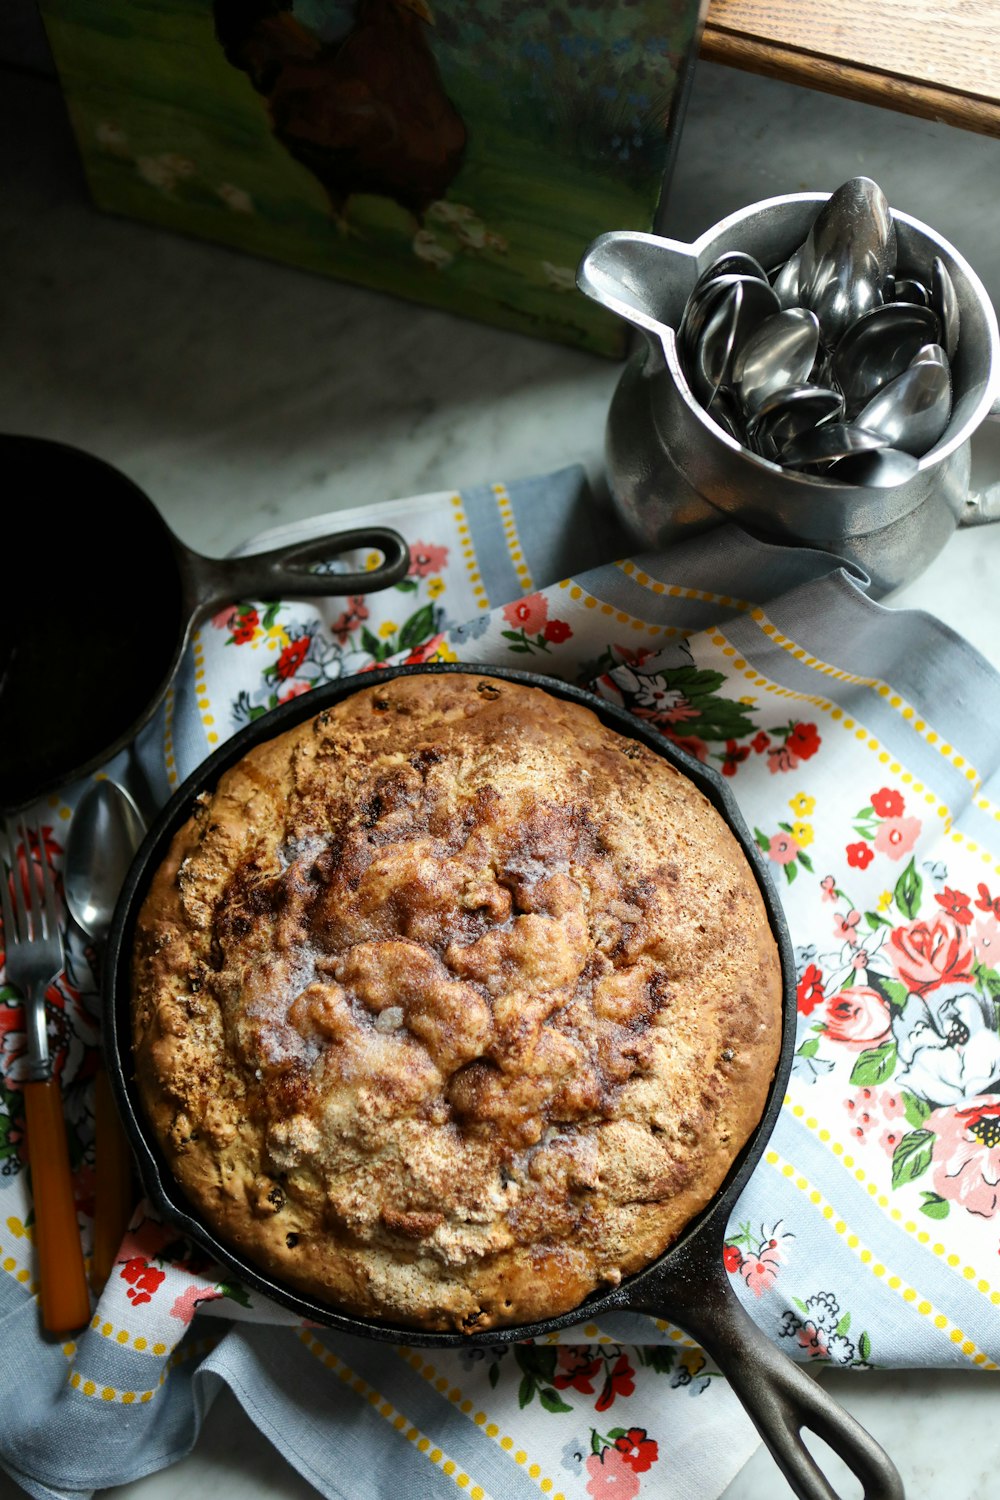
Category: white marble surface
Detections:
[{"x1": 2, "y1": 22, "x2": 1000, "y2": 1500}]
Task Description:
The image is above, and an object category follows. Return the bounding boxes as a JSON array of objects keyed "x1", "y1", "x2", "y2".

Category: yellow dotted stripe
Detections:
[
  {"x1": 87, "y1": 1312, "x2": 173, "y2": 1356},
  {"x1": 163, "y1": 680, "x2": 178, "y2": 789},
  {"x1": 0, "y1": 1235, "x2": 39, "y2": 1297},
  {"x1": 399, "y1": 1346, "x2": 564, "y2": 1496},
  {"x1": 46, "y1": 792, "x2": 72, "y2": 824},
  {"x1": 192, "y1": 633, "x2": 219, "y2": 748},
  {"x1": 557, "y1": 577, "x2": 679, "y2": 640},
  {"x1": 785, "y1": 1098, "x2": 999, "y2": 1306},
  {"x1": 298, "y1": 1334, "x2": 492, "y2": 1498},
  {"x1": 68, "y1": 1335, "x2": 219, "y2": 1406},
  {"x1": 706, "y1": 629, "x2": 1000, "y2": 879},
  {"x1": 617, "y1": 560, "x2": 751, "y2": 614},
  {"x1": 742, "y1": 608, "x2": 985, "y2": 790},
  {"x1": 492, "y1": 482, "x2": 533, "y2": 595},
  {"x1": 450, "y1": 493, "x2": 490, "y2": 612},
  {"x1": 763, "y1": 1145, "x2": 997, "y2": 1369},
  {"x1": 973, "y1": 792, "x2": 1000, "y2": 829}
]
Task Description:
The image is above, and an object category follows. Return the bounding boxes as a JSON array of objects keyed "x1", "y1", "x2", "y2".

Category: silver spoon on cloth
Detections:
[{"x1": 64, "y1": 778, "x2": 146, "y2": 1292}]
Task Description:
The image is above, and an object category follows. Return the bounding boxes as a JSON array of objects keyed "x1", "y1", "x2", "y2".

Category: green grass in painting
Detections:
[{"x1": 39, "y1": 0, "x2": 693, "y2": 355}]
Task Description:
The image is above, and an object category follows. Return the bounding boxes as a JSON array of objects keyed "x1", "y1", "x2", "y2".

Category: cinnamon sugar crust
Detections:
[{"x1": 131, "y1": 672, "x2": 782, "y2": 1330}]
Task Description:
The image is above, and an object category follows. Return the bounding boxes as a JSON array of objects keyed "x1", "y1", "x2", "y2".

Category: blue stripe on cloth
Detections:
[
  {"x1": 314, "y1": 1331, "x2": 544, "y2": 1500},
  {"x1": 459, "y1": 481, "x2": 528, "y2": 605},
  {"x1": 503, "y1": 467, "x2": 627, "y2": 590},
  {"x1": 203, "y1": 1325, "x2": 469, "y2": 1500}
]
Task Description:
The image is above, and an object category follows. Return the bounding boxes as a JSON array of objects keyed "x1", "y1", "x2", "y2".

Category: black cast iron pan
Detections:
[
  {"x1": 0, "y1": 434, "x2": 409, "y2": 811},
  {"x1": 104, "y1": 662, "x2": 903, "y2": 1500}
]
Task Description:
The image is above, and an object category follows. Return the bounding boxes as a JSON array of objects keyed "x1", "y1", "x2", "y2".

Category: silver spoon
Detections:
[
  {"x1": 692, "y1": 281, "x2": 743, "y2": 405},
  {"x1": 798, "y1": 176, "x2": 895, "y2": 343},
  {"x1": 64, "y1": 778, "x2": 146, "y2": 1293},
  {"x1": 694, "y1": 250, "x2": 769, "y2": 292},
  {"x1": 747, "y1": 383, "x2": 845, "y2": 460},
  {"x1": 732, "y1": 308, "x2": 820, "y2": 413},
  {"x1": 680, "y1": 272, "x2": 779, "y2": 365},
  {"x1": 931, "y1": 256, "x2": 960, "y2": 359},
  {"x1": 830, "y1": 301, "x2": 940, "y2": 413},
  {"x1": 854, "y1": 358, "x2": 952, "y2": 456},
  {"x1": 892, "y1": 277, "x2": 930, "y2": 307},
  {"x1": 771, "y1": 248, "x2": 802, "y2": 310},
  {"x1": 826, "y1": 447, "x2": 921, "y2": 486},
  {"x1": 910, "y1": 342, "x2": 949, "y2": 372},
  {"x1": 780, "y1": 421, "x2": 891, "y2": 470}
]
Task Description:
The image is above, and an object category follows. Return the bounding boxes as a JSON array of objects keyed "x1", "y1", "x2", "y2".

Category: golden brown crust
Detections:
[{"x1": 131, "y1": 672, "x2": 782, "y2": 1330}]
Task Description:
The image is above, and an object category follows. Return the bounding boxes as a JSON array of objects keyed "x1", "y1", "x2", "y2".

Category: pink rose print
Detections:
[
  {"x1": 873, "y1": 816, "x2": 921, "y2": 861},
  {"x1": 742, "y1": 1249, "x2": 781, "y2": 1296},
  {"x1": 767, "y1": 744, "x2": 800, "y2": 774},
  {"x1": 823, "y1": 986, "x2": 891, "y2": 1048},
  {"x1": 211, "y1": 605, "x2": 238, "y2": 630},
  {"x1": 120, "y1": 1256, "x2": 166, "y2": 1306},
  {"x1": 820, "y1": 875, "x2": 838, "y2": 903},
  {"x1": 408, "y1": 541, "x2": 449, "y2": 577},
  {"x1": 586, "y1": 1447, "x2": 641, "y2": 1500},
  {"x1": 927, "y1": 1098, "x2": 1000, "y2": 1217},
  {"x1": 972, "y1": 912, "x2": 1000, "y2": 966},
  {"x1": 769, "y1": 831, "x2": 799, "y2": 865},
  {"x1": 797, "y1": 1322, "x2": 829, "y2": 1358},
  {"x1": 502, "y1": 593, "x2": 548, "y2": 633},
  {"x1": 890, "y1": 914, "x2": 974, "y2": 995},
  {"x1": 614, "y1": 1429, "x2": 659, "y2": 1473},
  {"x1": 279, "y1": 681, "x2": 312, "y2": 703}
]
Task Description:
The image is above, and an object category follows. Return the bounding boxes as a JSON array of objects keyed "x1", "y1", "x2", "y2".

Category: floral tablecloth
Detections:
[{"x1": 2, "y1": 462, "x2": 1000, "y2": 1500}]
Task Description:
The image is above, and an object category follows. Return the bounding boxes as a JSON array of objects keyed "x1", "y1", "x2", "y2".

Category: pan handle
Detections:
[
  {"x1": 185, "y1": 526, "x2": 411, "y2": 613},
  {"x1": 635, "y1": 1261, "x2": 904, "y2": 1500}
]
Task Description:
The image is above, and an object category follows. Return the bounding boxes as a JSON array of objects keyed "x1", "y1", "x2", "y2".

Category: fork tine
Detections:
[
  {"x1": 32, "y1": 822, "x2": 60, "y2": 945},
  {"x1": 10, "y1": 820, "x2": 30, "y2": 944},
  {"x1": 20, "y1": 820, "x2": 40, "y2": 944}
]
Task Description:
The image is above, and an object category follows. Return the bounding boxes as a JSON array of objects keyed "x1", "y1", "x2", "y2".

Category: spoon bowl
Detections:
[
  {"x1": 854, "y1": 358, "x2": 953, "y2": 456},
  {"x1": 831, "y1": 301, "x2": 941, "y2": 413},
  {"x1": 798, "y1": 176, "x2": 895, "y2": 343},
  {"x1": 733, "y1": 308, "x2": 821, "y2": 414},
  {"x1": 65, "y1": 780, "x2": 146, "y2": 944}
]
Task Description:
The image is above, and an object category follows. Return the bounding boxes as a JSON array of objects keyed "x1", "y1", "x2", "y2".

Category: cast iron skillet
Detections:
[
  {"x1": 0, "y1": 434, "x2": 409, "y2": 811},
  {"x1": 104, "y1": 662, "x2": 903, "y2": 1500}
]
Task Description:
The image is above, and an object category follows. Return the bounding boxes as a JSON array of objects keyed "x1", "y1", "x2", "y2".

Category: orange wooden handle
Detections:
[
  {"x1": 23, "y1": 1077, "x2": 92, "y2": 1333},
  {"x1": 90, "y1": 1067, "x2": 136, "y2": 1294}
]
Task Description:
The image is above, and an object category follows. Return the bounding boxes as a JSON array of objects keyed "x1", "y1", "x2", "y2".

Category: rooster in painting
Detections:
[{"x1": 213, "y1": 0, "x2": 468, "y2": 233}]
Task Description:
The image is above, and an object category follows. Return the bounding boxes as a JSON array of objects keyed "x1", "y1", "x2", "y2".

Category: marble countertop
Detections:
[{"x1": 2, "y1": 24, "x2": 999, "y2": 1500}]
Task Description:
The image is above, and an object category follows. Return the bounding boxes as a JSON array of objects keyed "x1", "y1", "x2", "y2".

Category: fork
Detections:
[{"x1": 1, "y1": 818, "x2": 91, "y2": 1333}]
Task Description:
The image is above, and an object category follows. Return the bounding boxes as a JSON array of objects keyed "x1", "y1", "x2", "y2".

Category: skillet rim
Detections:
[{"x1": 103, "y1": 660, "x2": 797, "y2": 1344}]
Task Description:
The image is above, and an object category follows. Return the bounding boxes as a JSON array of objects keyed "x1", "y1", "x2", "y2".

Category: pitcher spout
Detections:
[{"x1": 576, "y1": 230, "x2": 698, "y2": 369}]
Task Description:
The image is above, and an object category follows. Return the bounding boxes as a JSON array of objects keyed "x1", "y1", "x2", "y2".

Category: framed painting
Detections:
[{"x1": 39, "y1": 0, "x2": 705, "y2": 355}]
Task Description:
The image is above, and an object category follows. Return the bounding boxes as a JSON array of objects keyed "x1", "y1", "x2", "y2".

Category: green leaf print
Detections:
[
  {"x1": 518, "y1": 1374, "x2": 534, "y2": 1409},
  {"x1": 919, "y1": 1192, "x2": 950, "y2": 1220},
  {"x1": 891, "y1": 1129, "x2": 935, "y2": 1189},
  {"x1": 858, "y1": 1331, "x2": 872, "y2": 1362},
  {"x1": 849, "y1": 1041, "x2": 898, "y2": 1087},
  {"x1": 893, "y1": 859, "x2": 923, "y2": 920},
  {"x1": 902, "y1": 1091, "x2": 932, "y2": 1128},
  {"x1": 836, "y1": 1312, "x2": 852, "y2": 1336},
  {"x1": 399, "y1": 604, "x2": 436, "y2": 651},
  {"x1": 538, "y1": 1387, "x2": 573, "y2": 1414}
]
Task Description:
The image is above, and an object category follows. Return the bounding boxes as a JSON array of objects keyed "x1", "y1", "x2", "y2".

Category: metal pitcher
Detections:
[{"x1": 577, "y1": 192, "x2": 1000, "y2": 596}]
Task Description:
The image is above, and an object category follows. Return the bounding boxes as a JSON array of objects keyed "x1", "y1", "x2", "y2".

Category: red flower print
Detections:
[
  {"x1": 586, "y1": 1448, "x2": 640, "y2": 1500},
  {"x1": 723, "y1": 1244, "x2": 744, "y2": 1273},
  {"x1": 279, "y1": 682, "x2": 312, "y2": 704},
  {"x1": 975, "y1": 883, "x2": 1000, "y2": 920},
  {"x1": 873, "y1": 816, "x2": 921, "y2": 862},
  {"x1": 120, "y1": 1256, "x2": 166, "y2": 1306},
  {"x1": 871, "y1": 787, "x2": 904, "y2": 818},
  {"x1": 275, "y1": 636, "x2": 310, "y2": 681},
  {"x1": 890, "y1": 914, "x2": 974, "y2": 995},
  {"x1": 796, "y1": 963, "x2": 825, "y2": 1016},
  {"x1": 554, "y1": 1347, "x2": 601, "y2": 1394},
  {"x1": 820, "y1": 875, "x2": 837, "y2": 903},
  {"x1": 614, "y1": 1429, "x2": 659, "y2": 1473},
  {"x1": 786, "y1": 722, "x2": 821, "y2": 760},
  {"x1": 543, "y1": 618, "x2": 573, "y2": 644},
  {"x1": 502, "y1": 593, "x2": 548, "y2": 633},
  {"x1": 595, "y1": 1354, "x2": 635, "y2": 1411},
  {"x1": 823, "y1": 986, "x2": 891, "y2": 1048},
  {"x1": 721, "y1": 739, "x2": 750, "y2": 777},
  {"x1": 331, "y1": 596, "x2": 369, "y2": 643},
  {"x1": 846, "y1": 841, "x2": 874, "y2": 870},
  {"x1": 231, "y1": 607, "x2": 259, "y2": 644},
  {"x1": 403, "y1": 632, "x2": 446, "y2": 665},
  {"x1": 751, "y1": 731, "x2": 771, "y2": 754},
  {"x1": 935, "y1": 886, "x2": 973, "y2": 926},
  {"x1": 666, "y1": 733, "x2": 709, "y2": 763},
  {"x1": 408, "y1": 541, "x2": 449, "y2": 577}
]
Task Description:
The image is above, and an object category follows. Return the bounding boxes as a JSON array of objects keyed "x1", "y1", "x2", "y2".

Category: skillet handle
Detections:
[
  {"x1": 188, "y1": 526, "x2": 410, "y2": 613},
  {"x1": 637, "y1": 1268, "x2": 904, "y2": 1500}
]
